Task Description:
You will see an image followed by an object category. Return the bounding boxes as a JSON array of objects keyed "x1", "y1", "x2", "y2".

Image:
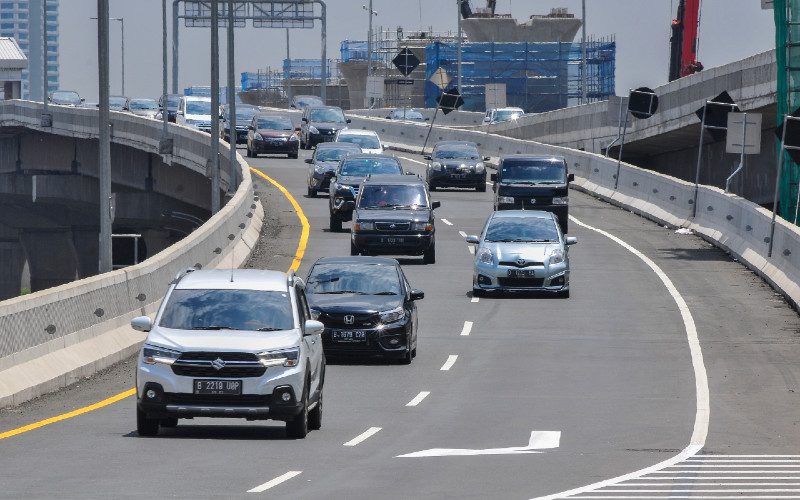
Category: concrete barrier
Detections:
[{"x1": 0, "y1": 101, "x2": 263, "y2": 408}]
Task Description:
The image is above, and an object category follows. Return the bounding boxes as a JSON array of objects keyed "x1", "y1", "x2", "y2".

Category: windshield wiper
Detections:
[
  {"x1": 256, "y1": 327, "x2": 283, "y2": 331},
  {"x1": 192, "y1": 326, "x2": 236, "y2": 330},
  {"x1": 308, "y1": 277, "x2": 339, "y2": 284},
  {"x1": 315, "y1": 290, "x2": 367, "y2": 295},
  {"x1": 373, "y1": 291, "x2": 398, "y2": 295},
  {"x1": 504, "y1": 180, "x2": 539, "y2": 185}
]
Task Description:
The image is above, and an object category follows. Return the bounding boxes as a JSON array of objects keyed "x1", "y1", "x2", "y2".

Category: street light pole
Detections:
[
  {"x1": 90, "y1": 16, "x2": 123, "y2": 95},
  {"x1": 363, "y1": 2, "x2": 377, "y2": 108}
]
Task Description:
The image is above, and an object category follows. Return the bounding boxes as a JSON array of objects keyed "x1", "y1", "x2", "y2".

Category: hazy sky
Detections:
[{"x1": 58, "y1": 0, "x2": 777, "y2": 103}]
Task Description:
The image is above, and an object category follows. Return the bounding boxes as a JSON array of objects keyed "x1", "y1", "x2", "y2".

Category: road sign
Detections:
[
  {"x1": 397, "y1": 431, "x2": 561, "y2": 458},
  {"x1": 392, "y1": 48, "x2": 420, "y2": 77},
  {"x1": 437, "y1": 87, "x2": 464, "y2": 115},
  {"x1": 726, "y1": 113, "x2": 762, "y2": 154},
  {"x1": 366, "y1": 76, "x2": 384, "y2": 99},
  {"x1": 396, "y1": 79, "x2": 414, "y2": 85},
  {"x1": 429, "y1": 67, "x2": 451, "y2": 90},
  {"x1": 628, "y1": 87, "x2": 658, "y2": 119}
]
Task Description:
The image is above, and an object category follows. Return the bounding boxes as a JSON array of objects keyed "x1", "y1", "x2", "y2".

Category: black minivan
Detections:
[{"x1": 491, "y1": 154, "x2": 574, "y2": 233}]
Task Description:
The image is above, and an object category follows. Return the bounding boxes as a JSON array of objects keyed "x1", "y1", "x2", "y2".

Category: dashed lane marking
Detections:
[
  {"x1": 440, "y1": 355, "x2": 458, "y2": 371},
  {"x1": 406, "y1": 391, "x2": 431, "y2": 407},
  {"x1": 247, "y1": 471, "x2": 302, "y2": 493},
  {"x1": 460, "y1": 321, "x2": 473, "y2": 336},
  {"x1": 344, "y1": 427, "x2": 382, "y2": 446}
]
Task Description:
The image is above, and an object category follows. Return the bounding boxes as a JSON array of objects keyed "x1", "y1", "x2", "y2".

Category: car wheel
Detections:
[
  {"x1": 423, "y1": 242, "x2": 436, "y2": 264},
  {"x1": 286, "y1": 385, "x2": 309, "y2": 439},
  {"x1": 308, "y1": 185, "x2": 315, "y2": 197},
  {"x1": 329, "y1": 215, "x2": 342, "y2": 232},
  {"x1": 136, "y1": 407, "x2": 159, "y2": 437},
  {"x1": 472, "y1": 287, "x2": 485, "y2": 298},
  {"x1": 429, "y1": 182, "x2": 437, "y2": 191},
  {"x1": 245, "y1": 145, "x2": 252, "y2": 158},
  {"x1": 308, "y1": 388, "x2": 322, "y2": 431},
  {"x1": 160, "y1": 417, "x2": 178, "y2": 428},
  {"x1": 401, "y1": 347, "x2": 412, "y2": 365},
  {"x1": 477, "y1": 182, "x2": 486, "y2": 192},
  {"x1": 289, "y1": 152, "x2": 298, "y2": 159},
  {"x1": 350, "y1": 240, "x2": 359, "y2": 256}
]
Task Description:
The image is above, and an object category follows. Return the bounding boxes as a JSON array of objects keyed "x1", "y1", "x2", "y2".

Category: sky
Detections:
[{"x1": 57, "y1": 0, "x2": 778, "y2": 103}]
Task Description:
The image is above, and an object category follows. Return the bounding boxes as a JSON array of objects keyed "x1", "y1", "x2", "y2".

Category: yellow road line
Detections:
[{"x1": 0, "y1": 169, "x2": 308, "y2": 440}]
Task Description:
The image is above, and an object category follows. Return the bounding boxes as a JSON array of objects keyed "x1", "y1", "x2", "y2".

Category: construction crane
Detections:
[
  {"x1": 669, "y1": 0, "x2": 704, "y2": 81},
  {"x1": 459, "y1": 0, "x2": 497, "y2": 19}
]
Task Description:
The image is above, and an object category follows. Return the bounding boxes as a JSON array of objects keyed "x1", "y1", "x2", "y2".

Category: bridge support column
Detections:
[
  {"x1": 72, "y1": 228, "x2": 100, "y2": 278},
  {"x1": 19, "y1": 230, "x2": 79, "y2": 292},
  {"x1": 0, "y1": 240, "x2": 25, "y2": 300}
]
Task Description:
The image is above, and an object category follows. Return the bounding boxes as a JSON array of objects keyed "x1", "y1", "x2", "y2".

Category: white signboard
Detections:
[
  {"x1": 726, "y1": 112, "x2": 762, "y2": 154},
  {"x1": 429, "y1": 68, "x2": 452, "y2": 91},
  {"x1": 762, "y1": 0, "x2": 774, "y2": 9},
  {"x1": 366, "y1": 76, "x2": 384, "y2": 99},
  {"x1": 485, "y1": 83, "x2": 507, "y2": 109},
  {"x1": 607, "y1": 96, "x2": 632, "y2": 127}
]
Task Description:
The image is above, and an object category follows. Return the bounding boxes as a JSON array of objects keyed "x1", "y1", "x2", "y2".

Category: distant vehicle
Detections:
[
  {"x1": 124, "y1": 97, "x2": 160, "y2": 119},
  {"x1": 176, "y1": 95, "x2": 212, "y2": 133},
  {"x1": 299, "y1": 105, "x2": 350, "y2": 149},
  {"x1": 466, "y1": 210, "x2": 577, "y2": 298},
  {"x1": 109, "y1": 95, "x2": 127, "y2": 111},
  {"x1": 246, "y1": 112, "x2": 299, "y2": 159},
  {"x1": 220, "y1": 103, "x2": 260, "y2": 144},
  {"x1": 158, "y1": 93, "x2": 182, "y2": 122},
  {"x1": 131, "y1": 268, "x2": 325, "y2": 438},
  {"x1": 350, "y1": 173, "x2": 439, "y2": 264},
  {"x1": 482, "y1": 107, "x2": 524, "y2": 124},
  {"x1": 491, "y1": 154, "x2": 574, "y2": 233},
  {"x1": 328, "y1": 154, "x2": 404, "y2": 232},
  {"x1": 305, "y1": 256, "x2": 423, "y2": 364},
  {"x1": 424, "y1": 140, "x2": 489, "y2": 192},
  {"x1": 305, "y1": 142, "x2": 362, "y2": 197},
  {"x1": 334, "y1": 129, "x2": 383, "y2": 154},
  {"x1": 48, "y1": 90, "x2": 83, "y2": 107},
  {"x1": 290, "y1": 95, "x2": 325, "y2": 109},
  {"x1": 386, "y1": 108, "x2": 427, "y2": 122}
]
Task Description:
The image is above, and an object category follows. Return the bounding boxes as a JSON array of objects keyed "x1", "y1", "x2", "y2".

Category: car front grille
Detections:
[
  {"x1": 499, "y1": 260, "x2": 544, "y2": 268},
  {"x1": 318, "y1": 311, "x2": 379, "y2": 329},
  {"x1": 375, "y1": 221, "x2": 411, "y2": 231},
  {"x1": 497, "y1": 277, "x2": 545, "y2": 287},
  {"x1": 171, "y1": 352, "x2": 266, "y2": 378},
  {"x1": 165, "y1": 393, "x2": 271, "y2": 407}
]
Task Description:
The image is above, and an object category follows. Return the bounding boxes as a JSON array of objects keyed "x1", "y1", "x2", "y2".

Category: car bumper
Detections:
[
  {"x1": 473, "y1": 263, "x2": 569, "y2": 294},
  {"x1": 309, "y1": 172, "x2": 334, "y2": 191},
  {"x1": 352, "y1": 232, "x2": 433, "y2": 255},
  {"x1": 429, "y1": 170, "x2": 486, "y2": 187},
  {"x1": 308, "y1": 133, "x2": 337, "y2": 146},
  {"x1": 252, "y1": 140, "x2": 299, "y2": 154},
  {"x1": 321, "y1": 323, "x2": 411, "y2": 358}
]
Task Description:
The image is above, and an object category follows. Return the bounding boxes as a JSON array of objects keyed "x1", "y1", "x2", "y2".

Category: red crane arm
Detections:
[{"x1": 681, "y1": 0, "x2": 703, "y2": 77}]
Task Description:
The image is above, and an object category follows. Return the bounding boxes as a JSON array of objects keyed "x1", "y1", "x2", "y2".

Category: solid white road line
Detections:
[
  {"x1": 460, "y1": 321, "x2": 473, "y2": 336},
  {"x1": 406, "y1": 391, "x2": 431, "y2": 407},
  {"x1": 459, "y1": 231, "x2": 467, "y2": 238},
  {"x1": 247, "y1": 471, "x2": 302, "y2": 493},
  {"x1": 440, "y1": 355, "x2": 458, "y2": 371},
  {"x1": 471, "y1": 296, "x2": 479, "y2": 303},
  {"x1": 344, "y1": 427, "x2": 382, "y2": 447},
  {"x1": 468, "y1": 246, "x2": 475, "y2": 255},
  {"x1": 441, "y1": 218, "x2": 453, "y2": 226},
  {"x1": 398, "y1": 156, "x2": 427, "y2": 165}
]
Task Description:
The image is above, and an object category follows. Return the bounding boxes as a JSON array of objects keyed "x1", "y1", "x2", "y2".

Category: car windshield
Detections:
[
  {"x1": 52, "y1": 91, "x2": 81, "y2": 105},
  {"x1": 257, "y1": 117, "x2": 294, "y2": 130},
  {"x1": 338, "y1": 135, "x2": 380, "y2": 149},
  {"x1": 500, "y1": 159, "x2": 566, "y2": 184},
  {"x1": 494, "y1": 109, "x2": 523, "y2": 122},
  {"x1": 307, "y1": 263, "x2": 400, "y2": 295},
  {"x1": 310, "y1": 108, "x2": 346, "y2": 123},
  {"x1": 358, "y1": 184, "x2": 428, "y2": 208},
  {"x1": 158, "y1": 289, "x2": 294, "y2": 331},
  {"x1": 109, "y1": 96, "x2": 127, "y2": 108},
  {"x1": 339, "y1": 158, "x2": 402, "y2": 176},
  {"x1": 484, "y1": 217, "x2": 560, "y2": 243},
  {"x1": 166, "y1": 95, "x2": 181, "y2": 107},
  {"x1": 433, "y1": 143, "x2": 480, "y2": 160},
  {"x1": 296, "y1": 96, "x2": 324, "y2": 107},
  {"x1": 316, "y1": 146, "x2": 360, "y2": 162},
  {"x1": 235, "y1": 107, "x2": 260, "y2": 121},
  {"x1": 130, "y1": 99, "x2": 158, "y2": 110},
  {"x1": 393, "y1": 110, "x2": 424, "y2": 121},
  {"x1": 186, "y1": 100, "x2": 212, "y2": 115}
]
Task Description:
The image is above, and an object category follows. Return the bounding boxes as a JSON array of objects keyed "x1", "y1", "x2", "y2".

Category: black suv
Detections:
[
  {"x1": 328, "y1": 154, "x2": 404, "y2": 232},
  {"x1": 299, "y1": 105, "x2": 350, "y2": 149},
  {"x1": 350, "y1": 174, "x2": 440, "y2": 264},
  {"x1": 424, "y1": 140, "x2": 490, "y2": 192},
  {"x1": 305, "y1": 256, "x2": 423, "y2": 364}
]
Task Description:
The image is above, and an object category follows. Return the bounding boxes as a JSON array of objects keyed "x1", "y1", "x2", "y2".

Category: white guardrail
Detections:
[{"x1": 0, "y1": 101, "x2": 263, "y2": 408}]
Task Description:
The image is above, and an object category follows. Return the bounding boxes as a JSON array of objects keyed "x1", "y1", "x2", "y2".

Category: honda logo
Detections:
[{"x1": 344, "y1": 315, "x2": 355, "y2": 325}]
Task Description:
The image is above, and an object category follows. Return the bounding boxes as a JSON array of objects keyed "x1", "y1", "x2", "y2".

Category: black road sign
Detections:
[
  {"x1": 628, "y1": 87, "x2": 658, "y2": 119},
  {"x1": 393, "y1": 48, "x2": 420, "y2": 77},
  {"x1": 437, "y1": 87, "x2": 464, "y2": 115},
  {"x1": 696, "y1": 90, "x2": 740, "y2": 142},
  {"x1": 396, "y1": 79, "x2": 414, "y2": 85}
]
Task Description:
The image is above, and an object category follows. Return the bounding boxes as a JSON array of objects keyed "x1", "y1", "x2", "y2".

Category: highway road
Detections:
[{"x1": 1, "y1": 144, "x2": 799, "y2": 499}]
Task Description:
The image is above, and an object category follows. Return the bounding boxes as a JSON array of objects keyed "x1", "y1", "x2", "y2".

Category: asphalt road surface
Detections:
[{"x1": 1, "y1": 145, "x2": 798, "y2": 499}]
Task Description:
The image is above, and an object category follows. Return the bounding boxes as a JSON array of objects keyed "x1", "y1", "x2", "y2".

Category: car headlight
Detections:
[
  {"x1": 430, "y1": 162, "x2": 442, "y2": 171},
  {"x1": 380, "y1": 306, "x2": 405, "y2": 324},
  {"x1": 184, "y1": 119, "x2": 197, "y2": 126},
  {"x1": 552, "y1": 196, "x2": 568, "y2": 205},
  {"x1": 354, "y1": 221, "x2": 374, "y2": 231},
  {"x1": 475, "y1": 162, "x2": 485, "y2": 173},
  {"x1": 142, "y1": 345, "x2": 181, "y2": 365},
  {"x1": 254, "y1": 133, "x2": 263, "y2": 141},
  {"x1": 497, "y1": 196, "x2": 515, "y2": 204},
  {"x1": 309, "y1": 125, "x2": 319, "y2": 134},
  {"x1": 477, "y1": 247, "x2": 493, "y2": 264},
  {"x1": 413, "y1": 221, "x2": 432, "y2": 231},
  {"x1": 550, "y1": 248, "x2": 565, "y2": 265},
  {"x1": 310, "y1": 308, "x2": 321, "y2": 320},
  {"x1": 314, "y1": 165, "x2": 327, "y2": 174},
  {"x1": 289, "y1": 134, "x2": 298, "y2": 142},
  {"x1": 258, "y1": 347, "x2": 300, "y2": 368}
]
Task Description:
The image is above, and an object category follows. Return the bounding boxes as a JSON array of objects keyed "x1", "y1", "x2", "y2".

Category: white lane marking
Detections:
[
  {"x1": 441, "y1": 218, "x2": 453, "y2": 226},
  {"x1": 459, "y1": 231, "x2": 467, "y2": 238},
  {"x1": 398, "y1": 431, "x2": 560, "y2": 458},
  {"x1": 532, "y1": 214, "x2": 708, "y2": 500},
  {"x1": 247, "y1": 471, "x2": 302, "y2": 493},
  {"x1": 398, "y1": 156, "x2": 427, "y2": 166},
  {"x1": 406, "y1": 391, "x2": 431, "y2": 407},
  {"x1": 440, "y1": 355, "x2": 458, "y2": 371},
  {"x1": 344, "y1": 426, "x2": 382, "y2": 447},
  {"x1": 468, "y1": 246, "x2": 475, "y2": 255},
  {"x1": 471, "y1": 296, "x2": 479, "y2": 303},
  {"x1": 460, "y1": 321, "x2": 473, "y2": 336}
]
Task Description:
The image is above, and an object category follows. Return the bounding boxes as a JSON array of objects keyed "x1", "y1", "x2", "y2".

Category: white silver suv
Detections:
[{"x1": 131, "y1": 268, "x2": 325, "y2": 438}]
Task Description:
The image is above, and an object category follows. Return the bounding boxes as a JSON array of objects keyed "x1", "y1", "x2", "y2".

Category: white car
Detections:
[
  {"x1": 482, "y1": 107, "x2": 525, "y2": 124},
  {"x1": 176, "y1": 95, "x2": 213, "y2": 133},
  {"x1": 334, "y1": 129, "x2": 384, "y2": 154},
  {"x1": 131, "y1": 268, "x2": 326, "y2": 438}
]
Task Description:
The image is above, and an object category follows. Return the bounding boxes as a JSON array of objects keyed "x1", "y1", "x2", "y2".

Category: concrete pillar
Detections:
[
  {"x1": 0, "y1": 240, "x2": 25, "y2": 300},
  {"x1": 19, "y1": 230, "x2": 79, "y2": 292},
  {"x1": 72, "y1": 228, "x2": 100, "y2": 278}
]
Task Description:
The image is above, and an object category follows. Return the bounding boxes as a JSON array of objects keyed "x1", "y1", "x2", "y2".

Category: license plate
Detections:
[
  {"x1": 383, "y1": 237, "x2": 405, "y2": 244},
  {"x1": 194, "y1": 379, "x2": 242, "y2": 395},
  {"x1": 508, "y1": 269, "x2": 535, "y2": 278},
  {"x1": 451, "y1": 173, "x2": 467, "y2": 179},
  {"x1": 332, "y1": 330, "x2": 366, "y2": 343}
]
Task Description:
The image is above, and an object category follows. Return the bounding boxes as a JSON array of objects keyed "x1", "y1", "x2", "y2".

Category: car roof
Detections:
[
  {"x1": 316, "y1": 142, "x2": 360, "y2": 149},
  {"x1": 342, "y1": 153, "x2": 398, "y2": 161},
  {"x1": 311, "y1": 256, "x2": 399, "y2": 267},
  {"x1": 362, "y1": 173, "x2": 424, "y2": 185},
  {"x1": 182, "y1": 95, "x2": 211, "y2": 101},
  {"x1": 176, "y1": 269, "x2": 290, "y2": 292},
  {"x1": 435, "y1": 140, "x2": 478, "y2": 147},
  {"x1": 490, "y1": 210, "x2": 555, "y2": 221},
  {"x1": 307, "y1": 105, "x2": 342, "y2": 111},
  {"x1": 500, "y1": 154, "x2": 565, "y2": 162},
  {"x1": 492, "y1": 107, "x2": 524, "y2": 112},
  {"x1": 253, "y1": 111, "x2": 292, "y2": 119},
  {"x1": 337, "y1": 129, "x2": 378, "y2": 136}
]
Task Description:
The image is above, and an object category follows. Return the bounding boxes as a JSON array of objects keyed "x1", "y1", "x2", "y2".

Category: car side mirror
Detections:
[
  {"x1": 410, "y1": 289, "x2": 424, "y2": 301},
  {"x1": 177, "y1": 111, "x2": 184, "y2": 116},
  {"x1": 346, "y1": 119, "x2": 351, "y2": 123},
  {"x1": 565, "y1": 236, "x2": 578, "y2": 246},
  {"x1": 423, "y1": 155, "x2": 431, "y2": 160},
  {"x1": 131, "y1": 316, "x2": 153, "y2": 332},
  {"x1": 302, "y1": 117, "x2": 308, "y2": 122},
  {"x1": 295, "y1": 126, "x2": 301, "y2": 133},
  {"x1": 431, "y1": 200, "x2": 441, "y2": 209},
  {"x1": 424, "y1": 117, "x2": 430, "y2": 121},
  {"x1": 304, "y1": 158, "x2": 313, "y2": 164},
  {"x1": 568, "y1": 173, "x2": 575, "y2": 182},
  {"x1": 465, "y1": 235, "x2": 480, "y2": 244},
  {"x1": 484, "y1": 156, "x2": 491, "y2": 161},
  {"x1": 304, "y1": 319, "x2": 324, "y2": 336},
  {"x1": 81, "y1": 98, "x2": 85, "y2": 103}
]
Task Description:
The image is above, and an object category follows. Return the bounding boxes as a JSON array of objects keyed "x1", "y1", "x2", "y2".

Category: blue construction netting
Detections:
[
  {"x1": 241, "y1": 60, "x2": 342, "y2": 91},
  {"x1": 424, "y1": 40, "x2": 615, "y2": 113}
]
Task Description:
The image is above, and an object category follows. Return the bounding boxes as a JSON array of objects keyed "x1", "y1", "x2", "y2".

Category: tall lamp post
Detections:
[
  {"x1": 90, "y1": 16, "x2": 124, "y2": 95},
  {"x1": 362, "y1": 2, "x2": 378, "y2": 108}
]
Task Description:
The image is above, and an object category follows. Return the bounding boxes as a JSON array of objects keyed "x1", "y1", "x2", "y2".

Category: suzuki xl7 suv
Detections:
[{"x1": 131, "y1": 268, "x2": 325, "y2": 438}]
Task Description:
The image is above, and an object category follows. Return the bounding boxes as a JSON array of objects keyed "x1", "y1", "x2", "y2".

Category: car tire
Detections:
[
  {"x1": 329, "y1": 215, "x2": 342, "y2": 232},
  {"x1": 136, "y1": 407, "x2": 159, "y2": 437},
  {"x1": 423, "y1": 242, "x2": 436, "y2": 264},
  {"x1": 472, "y1": 287, "x2": 485, "y2": 298},
  {"x1": 245, "y1": 145, "x2": 252, "y2": 158},
  {"x1": 160, "y1": 417, "x2": 178, "y2": 428},
  {"x1": 401, "y1": 347, "x2": 412, "y2": 365},
  {"x1": 429, "y1": 182, "x2": 437, "y2": 191},
  {"x1": 350, "y1": 240, "x2": 359, "y2": 256},
  {"x1": 289, "y1": 152, "x2": 298, "y2": 159},
  {"x1": 286, "y1": 385, "x2": 309, "y2": 439},
  {"x1": 477, "y1": 182, "x2": 486, "y2": 192},
  {"x1": 308, "y1": 389, "x2": 322, "y2": 431},
  {"x1": 308, "y1": 185, "x2": 315, "y2": 197}
]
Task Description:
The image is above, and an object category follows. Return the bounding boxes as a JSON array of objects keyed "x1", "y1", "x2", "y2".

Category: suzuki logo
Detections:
[
  {"x1": 344, "y1": 315, "x2": 355, "y2": 325},
  {"x1": 211, "y1": 357, "x2": 226, "y2": 370}
]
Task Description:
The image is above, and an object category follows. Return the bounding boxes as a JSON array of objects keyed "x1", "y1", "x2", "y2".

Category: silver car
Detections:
[
  {"x1": 466, "y1": 210, "x2": 576, "y2": 298},
  {"x1": 131, "y1": 268, "x2": 325, "y2": 438}
]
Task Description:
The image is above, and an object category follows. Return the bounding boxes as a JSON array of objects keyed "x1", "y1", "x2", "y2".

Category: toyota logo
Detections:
[
  {"x1": 517, "y1": 258, "x2": 526, "y2": 266},
  {"x1": 211, "y1": 357, "x2": 226, "y2": 371},
  {"x1": 390, "y1": 224, "x2": 396, "y2": 229},
  {"x1": 344, "y1": 315, "x2": 355, "y2": 325}
]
